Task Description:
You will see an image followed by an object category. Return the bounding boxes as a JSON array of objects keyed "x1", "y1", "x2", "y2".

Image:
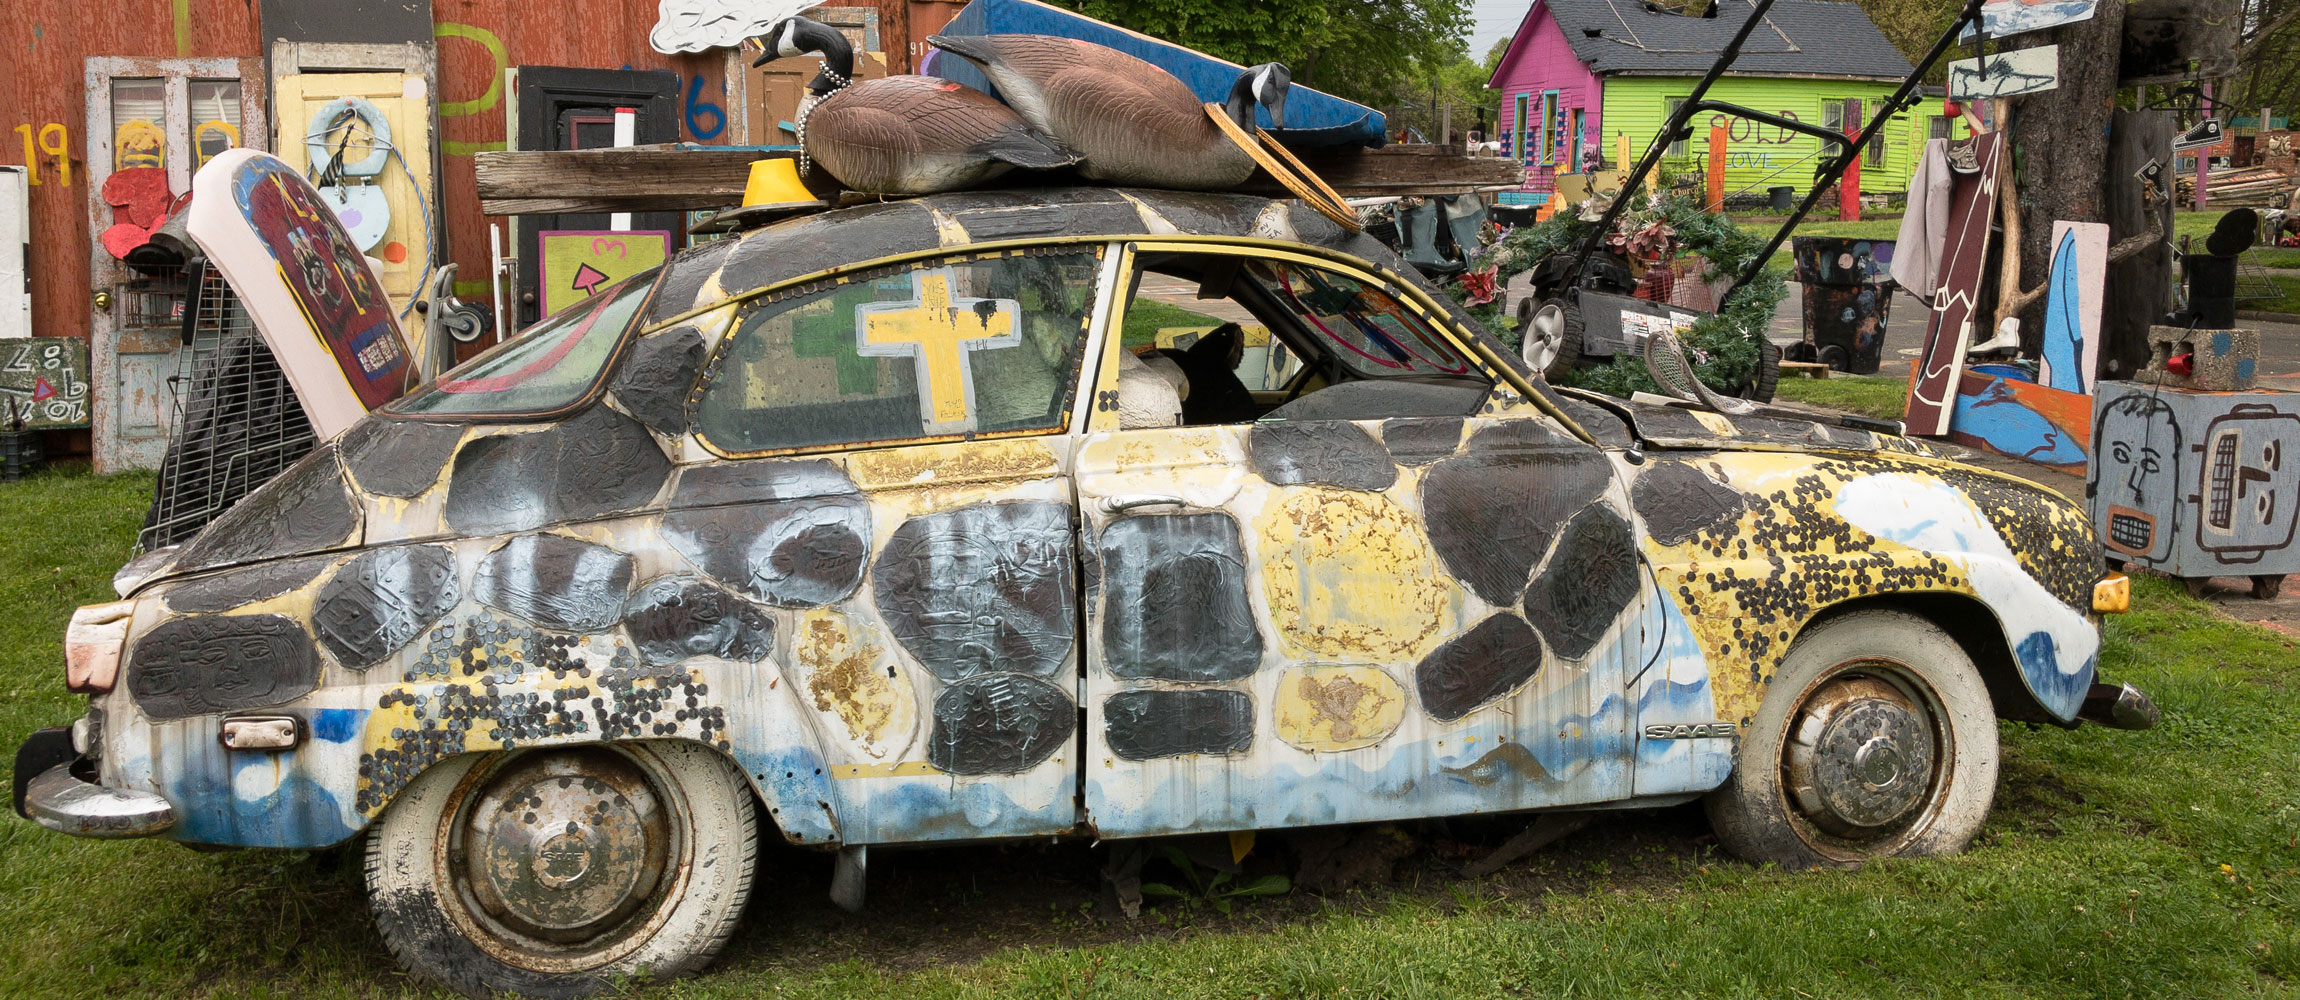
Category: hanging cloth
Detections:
[{"x1": 1891, "y1": 137, "x2": 1955, "y2": 305}]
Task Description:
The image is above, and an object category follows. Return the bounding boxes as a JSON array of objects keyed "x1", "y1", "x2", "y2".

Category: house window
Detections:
[
  {"x1": 1665, "y1": 98, "x2": 1689, "y2": 156},
  {"x1": 1539, "y1": 91, "x2": 1559, "y2": 165},
  {"x1": 1928, "y1": 115, "x2": 1952, "y2": 142},
  {"x1": 1569, "y1": 108, "x2": 1587, "y2": 170},
  {"x1": 1822, "y1": 99, "x2": 1884, "y2": 168},
  {"x1": 1513, "y1": 93, "x2": 1530, "y2": 163}
]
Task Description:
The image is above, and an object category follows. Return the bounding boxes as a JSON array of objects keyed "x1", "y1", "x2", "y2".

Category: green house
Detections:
[{"x1": 1486, "y1": 0, "x2": 1960, "y2": 209}]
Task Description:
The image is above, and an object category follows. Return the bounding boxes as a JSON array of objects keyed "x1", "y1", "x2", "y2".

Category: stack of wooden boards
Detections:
[{"x1": 2196, "y1": 165, "x2": 2297, "y2": 210}]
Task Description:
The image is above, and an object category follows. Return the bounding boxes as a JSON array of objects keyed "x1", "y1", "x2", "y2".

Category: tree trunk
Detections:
[
  {"x1": 2103, "y1": 108, "x2": 2175, "y2": 378},
  {"x1": 2002, "y1": 0, "x2": 2129, "y2": 358}
]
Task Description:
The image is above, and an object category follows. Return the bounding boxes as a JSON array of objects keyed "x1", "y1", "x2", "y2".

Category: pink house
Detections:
[{"x1": 1485, "y1": 0, "x2": 1605, "y2": 210}]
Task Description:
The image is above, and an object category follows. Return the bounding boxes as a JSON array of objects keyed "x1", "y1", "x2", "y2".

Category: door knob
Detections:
[{"x1": 93, "y1": 291, "x2": 112, "y2": 310}]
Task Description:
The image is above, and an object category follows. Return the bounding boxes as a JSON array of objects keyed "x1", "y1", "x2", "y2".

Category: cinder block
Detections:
[{"x1": 2132, "y1": 325, "x2": 2259, "y2": 391}]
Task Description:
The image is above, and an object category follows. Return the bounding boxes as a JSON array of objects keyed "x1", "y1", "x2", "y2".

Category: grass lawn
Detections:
[
  {"x1": 1775, "y1": 374, "x2": 1909, "y2": 421},
  {"x1": 4, "y1": 468, "x2": 2298, "y2": 998},
  {"x1": 1120, "y1": 299, "x2": 1224, "y2": 349}
]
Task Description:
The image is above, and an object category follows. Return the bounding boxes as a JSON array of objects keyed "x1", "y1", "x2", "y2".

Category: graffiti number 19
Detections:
[{"x1": 13, "y1": 124, "x2": 70, "y2": 187}]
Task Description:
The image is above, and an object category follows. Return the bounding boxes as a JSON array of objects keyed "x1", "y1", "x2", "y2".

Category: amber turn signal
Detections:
[{"x1": 2092, "y1": 572, "x2": 2131, "y2": 615}]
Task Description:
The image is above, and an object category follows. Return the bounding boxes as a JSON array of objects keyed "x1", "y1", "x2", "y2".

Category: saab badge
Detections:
[{"x1": 1642, "y1": 721, "x2": 1738, "y2": 740}]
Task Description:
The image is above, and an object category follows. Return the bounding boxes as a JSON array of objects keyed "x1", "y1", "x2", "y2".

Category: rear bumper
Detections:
[
  {"x1": 2077, "y1": 681, "x2": 2160, "y2": 731},
  {"x1": 13, "y1": 729, "x2": 175, "y2": 839}
]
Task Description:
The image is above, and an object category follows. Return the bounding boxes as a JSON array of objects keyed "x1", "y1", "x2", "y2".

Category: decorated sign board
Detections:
[
  {"x1": 187, "y1": 149, "x2": 415, "y2": 439},
  {"x1": 538, "y1": 231, "x2": 670, "y2": 317},
  {"x1": 0, "y1": 338, "x2": 92, "y2": 429},
  {"x1": 1959, "y1": 0, "x2": 2098, "y2": 42},
  {"x1": 1948, "y1": 46, "x2": 2062, "y2": 100}
]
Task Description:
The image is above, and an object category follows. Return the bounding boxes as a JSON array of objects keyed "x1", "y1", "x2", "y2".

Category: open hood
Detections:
[{"x1": 185, "y1": 149, "x2": 418, "y2": 440}]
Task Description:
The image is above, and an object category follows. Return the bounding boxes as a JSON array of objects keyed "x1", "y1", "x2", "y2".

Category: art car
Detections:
[{"x1": 17, "y1": 161, "x2": 2155, "y2": 998}]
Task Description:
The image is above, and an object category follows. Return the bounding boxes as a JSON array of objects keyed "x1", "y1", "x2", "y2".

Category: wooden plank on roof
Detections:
[{"x1": 474, "y1": 144, "x2": 1524, "y2": 214}]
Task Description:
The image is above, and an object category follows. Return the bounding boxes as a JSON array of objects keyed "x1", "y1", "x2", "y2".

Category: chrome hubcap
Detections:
[
  {"x1": 1785, "y1": 674, "x2": 1938, "y2": 838},
  {"x1": 460, "y1": 751, "x2": 671, "y2": 944}
]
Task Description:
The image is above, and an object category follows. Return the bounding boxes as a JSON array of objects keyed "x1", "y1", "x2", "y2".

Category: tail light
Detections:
[{"x1": 65, "y1": 600, "x2": 136, "y2": 694}]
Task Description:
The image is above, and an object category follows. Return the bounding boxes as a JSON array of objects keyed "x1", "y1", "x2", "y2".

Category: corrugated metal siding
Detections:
[{"x1": 1601, "y1": 75, "x2": 1952, "y2": 198}]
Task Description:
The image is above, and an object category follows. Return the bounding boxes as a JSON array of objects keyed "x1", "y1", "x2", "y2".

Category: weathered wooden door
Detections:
[
  {"x1": 82, "y1": 57, "x2": 265, "y2": 472},
  {"x1": 511, "y1": 67, "x2": 679, "y2": 328}
]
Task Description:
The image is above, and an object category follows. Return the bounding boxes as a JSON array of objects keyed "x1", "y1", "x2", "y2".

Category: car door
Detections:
[
  {"x1": 1073, "y1": 241, "x2": 1645, "y2": 839},
  {"x1": 684, "y1": 243, "x2": 1109, "y2": 846}
]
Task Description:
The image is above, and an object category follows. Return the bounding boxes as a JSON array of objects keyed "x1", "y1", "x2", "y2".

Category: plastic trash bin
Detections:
[
  {"x1": 1769, "y1": 185, "x2": 1796, "y2": 211},
  {"x1": 1791, "y1": 236, "x2": 1896, "y2": 374}
]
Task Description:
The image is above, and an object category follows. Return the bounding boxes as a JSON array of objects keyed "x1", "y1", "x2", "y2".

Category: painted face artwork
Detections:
[
  {"x1": 2095, "y1": 394, "x2": 2180, "y2": 562},
  {"x1": 2194, "y1": 405, "x2": 2300, "y2": 562},
  {"x1": 230, "y1": 156, "x2": 408, "y2": 409}
]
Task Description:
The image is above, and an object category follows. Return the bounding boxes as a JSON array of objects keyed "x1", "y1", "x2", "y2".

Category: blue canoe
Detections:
[{"x1": 924, "y1": 0, "x2": 1387, "y2": 148}]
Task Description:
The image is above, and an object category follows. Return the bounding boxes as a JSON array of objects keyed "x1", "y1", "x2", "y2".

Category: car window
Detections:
[
  {"x1": 694, "y1": 249, "x2": 1098, "y2": 455},
  {"x1": 389, "y1": 270, "x2": 658, "y2": 418},
  {"x1": 1244, "y1": 260, "x2": 1473, "y2": 378}
]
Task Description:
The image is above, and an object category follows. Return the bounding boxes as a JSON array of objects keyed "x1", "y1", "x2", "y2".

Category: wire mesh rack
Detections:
[{"x1": 139, "y1": 258, "x2": 318, "y2": 552}]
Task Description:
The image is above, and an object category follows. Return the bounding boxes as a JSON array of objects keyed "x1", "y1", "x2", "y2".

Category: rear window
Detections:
[{"x1": 389, "y1": 270, "x2": 659, "y2": 418}]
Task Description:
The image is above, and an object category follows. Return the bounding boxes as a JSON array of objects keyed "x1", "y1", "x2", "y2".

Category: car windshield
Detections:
[{"x1": 389, "y1": 269, "x2": 660, "y2": 417}]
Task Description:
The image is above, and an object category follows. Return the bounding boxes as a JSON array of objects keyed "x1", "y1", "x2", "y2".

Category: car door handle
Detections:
[{"x1": 1099, "y1": 495, "x2": 1188, "y2": 514}]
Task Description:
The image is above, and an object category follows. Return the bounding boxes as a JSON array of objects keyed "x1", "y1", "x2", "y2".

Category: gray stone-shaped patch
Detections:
[
  {"x1": 444, "y1": 405, "x2": 672, "y2": 536},
  {"x1": 312, "y1": 544, "x2": 462, "y2": 669},
  {"x1": 1103, "y1": 689, "x2": 1254, "y2": 760},
  {"x1": 874, "y1": 502, "x2": 1074, "y2": 682},
  {"x1": 1522, "y1": 505, "x2": 1643, "y2": 660},
  {"x1": 662, "y1": 496, "x2": 870, "y2": 607},
  {"x1": 1413, "y1": 613, "x2": 1544, "y2": 723},
  {"x1": 128, "y1": 614, "x2": 321, "y2": 721},
  {"x1": 1466, "y1": 419, "x2": 1573, "y2": 454},
  {"x1": 648, "y1": 236, "x2": 739, "y2": 324},
  {"x1": 1382, "y1": 417, "x2": 1464, "y2": 466},
  {"x1": 1098, "y1": 513, "x2": 1261, "y2": 683},
  {"x1": 163, "y1": 554, "x2": 334, "y2": 614},
  {"x1": 928, "y1": 672, "x2": 1076, "y2": 775},
  {"x1": 473, "y1": 534, "x2": 635, "y2": 633},
  {"x1": 174, "y1": 445, "x2": 360, "y2": 573},
  {"x1": 610, "y1": 325, "x2": 705, "y2": 436},
  {"x1": 337, "y1": 418, "x2": 466, "y2": 498},
  {"x1": 668, "y1": 459, "x2": 859, "y2": 510},
  {"x1": 1632, "y1": 460, "x2": 1747, "y2": 545},
  {"x1": 1552, "y1": 395, "x2": 1633, "y2": 449},
  {"x1": 1418, "y1": 446, "x2": 1610, "y2": 605},
  {"x1": 621, "y1": 575, "x2": 775, "y2": 668},
  {"x1": 1250, "y1": 421, "x2": 1397, "y2": 492}
]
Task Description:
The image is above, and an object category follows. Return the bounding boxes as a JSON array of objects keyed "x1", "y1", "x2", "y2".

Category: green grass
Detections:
[
  {"x1": 3, "y1": 470, "x2": 2297, "y2": 998},
  {"x1": 1119, "y1": 299, "x2": 1224, "y2": 349},
  {"x1": 2245, "y1": 272, "x2": 2300, "y2": 316},
  {"x1": 1774, "y1": 374, "x2": 1909, "y2": 421}
]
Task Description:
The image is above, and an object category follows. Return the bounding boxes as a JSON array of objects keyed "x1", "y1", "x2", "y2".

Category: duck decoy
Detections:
[
  {"x1": 756, "y1": 17, "x2": 1080, "y2": 195},
  {"x1": 927, "y1": 33, "x2": 1290, "y2": 191}
]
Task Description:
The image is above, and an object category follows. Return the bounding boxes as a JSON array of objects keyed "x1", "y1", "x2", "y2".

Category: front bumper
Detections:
[{"x1": 13, "y1": 729, "x2": 174, "y2": 838}]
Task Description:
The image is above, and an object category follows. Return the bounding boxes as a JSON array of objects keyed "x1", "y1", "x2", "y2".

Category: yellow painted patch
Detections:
[
  {"x1": 1076, "y1": 428, "x2": 1247, "y2": 508},
  {"x1": 795, "y1": 608, "x2": 915, "y2": 760},
  {"x1": 846, "y1": 438, "x2": 1059, "y2": 490},
  {"x1": 1690, "y1": 411, "x2": 1739, "y2": 436},
  {"x1": 856, "y1": 268, "x2": 1016, "y2": 428},
  {"x1": 1255, "y1": 488, "x2": 1452, "y2": 661},
  {"x1": 1273, "y1": 664, "x2": 1407, "y2": 751},
  {"x1": 833, "y1": 760, "x2": 945, "y2": 778}
]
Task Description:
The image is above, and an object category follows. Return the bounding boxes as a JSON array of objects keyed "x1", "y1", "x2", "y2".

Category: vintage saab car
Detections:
[{"x1": 17, "y1": 181, "x2": 2150, "y2": 997}]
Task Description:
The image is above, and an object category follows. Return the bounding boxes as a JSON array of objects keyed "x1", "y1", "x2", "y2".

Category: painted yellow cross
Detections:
[{"x1": 855, "y1": 268, "x2": 1019, "y2": 430}]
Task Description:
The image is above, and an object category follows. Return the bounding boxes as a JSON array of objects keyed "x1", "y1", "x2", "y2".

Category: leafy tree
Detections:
[
  {"x1": 2230, "y1": 0, "x2": 2300, "y2": 113},
  {"x1": 1047, "y1": 0, "x2": 1475, "y2": 107}
]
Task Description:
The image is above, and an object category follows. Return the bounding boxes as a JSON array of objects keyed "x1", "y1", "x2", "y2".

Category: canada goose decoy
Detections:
[
  {"x1": 927, "y1": 33, "x2": 1290, "y2": 191},
  {"x1": 756, "y1": 17, "x2": 1080, "y2": 195}
]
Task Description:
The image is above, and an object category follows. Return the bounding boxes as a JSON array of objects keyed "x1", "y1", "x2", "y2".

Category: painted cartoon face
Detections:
[
  {"x1": 2094, "y1": 394, "x2": 2180, "y2": 562},
  {"x1": 2194, "y1": 405, "x2": 2300, "y2": 560}
]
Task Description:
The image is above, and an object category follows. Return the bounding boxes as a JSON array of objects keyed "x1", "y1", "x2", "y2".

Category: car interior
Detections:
[{"x1": 1115, "y1": 250, "x2": 1497, "y2": 428}]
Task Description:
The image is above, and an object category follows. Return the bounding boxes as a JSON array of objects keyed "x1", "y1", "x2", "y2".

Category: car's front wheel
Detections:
[
  {"x1": 366, "y1": 743, "x2": 759, "y2": 998},
  {"x1": 1706, "y1": 610, "x2": 1997, "y2": 869}
]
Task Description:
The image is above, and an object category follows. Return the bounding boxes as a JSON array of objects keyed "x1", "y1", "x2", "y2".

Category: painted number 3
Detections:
[{"x1": 13, "y1": 124, "x2": 71, "y2": 187}]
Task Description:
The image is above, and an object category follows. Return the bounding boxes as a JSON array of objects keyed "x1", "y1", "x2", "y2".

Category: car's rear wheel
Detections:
[
  {"x1": 1706, "y1": 610, "x2": 1997, "y2": 869},
  {"x1": 366, "y1": 743, "x2": 758, "y2": 998}
]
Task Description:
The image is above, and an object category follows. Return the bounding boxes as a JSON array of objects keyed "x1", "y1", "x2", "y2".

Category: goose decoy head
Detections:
[
  {"x1": 1225, "y1": 63, "x2": 1291, "y2": 131},
  {"x1": 753, "y1": 16, "x2": 856, "y2": 96}
]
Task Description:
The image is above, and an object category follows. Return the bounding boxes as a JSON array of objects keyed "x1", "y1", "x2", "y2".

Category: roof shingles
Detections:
[{"x1": 1543, "y1": 0, "x2": 1915, "y2": 80}]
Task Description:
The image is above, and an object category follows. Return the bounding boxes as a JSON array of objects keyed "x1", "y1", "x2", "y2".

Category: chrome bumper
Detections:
[
  {"x1": 21, "y1": 763, "x2": 176, "y2": 838},
  {"x1": 2077, "y1": 681, "x2": 2160, "y2": 731}
]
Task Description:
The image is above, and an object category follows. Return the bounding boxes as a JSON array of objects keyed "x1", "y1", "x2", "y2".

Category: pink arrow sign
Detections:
[{"x1": 570, "y1": 263, "x2": 610, "y2": 294}]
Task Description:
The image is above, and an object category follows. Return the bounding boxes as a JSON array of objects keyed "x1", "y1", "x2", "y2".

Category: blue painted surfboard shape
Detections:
[
  {"x1": 1948, "y1": 377, "x2": 2089, "y2": 466},
  {"x1": 2041, "y1": 226, "x2": 2085, "y2": 392},
  {"x1": 926, "y1": 0, "x2": 1386, "y2": 147}
]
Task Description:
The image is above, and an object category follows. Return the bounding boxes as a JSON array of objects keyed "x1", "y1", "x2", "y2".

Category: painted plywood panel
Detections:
[
  {"x1": 0, "y1": 337, "x2": 92, "y2": 428},
  {"x1": 2039, "y1": 221, "x2": 2107, "y2": 393},
  {"x1": 1948, "y1": 46, "x2": 2061, "y2": 100},
  {"x1": 1959, "y1": 0, "x2": 2099, "y2": 41}
]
